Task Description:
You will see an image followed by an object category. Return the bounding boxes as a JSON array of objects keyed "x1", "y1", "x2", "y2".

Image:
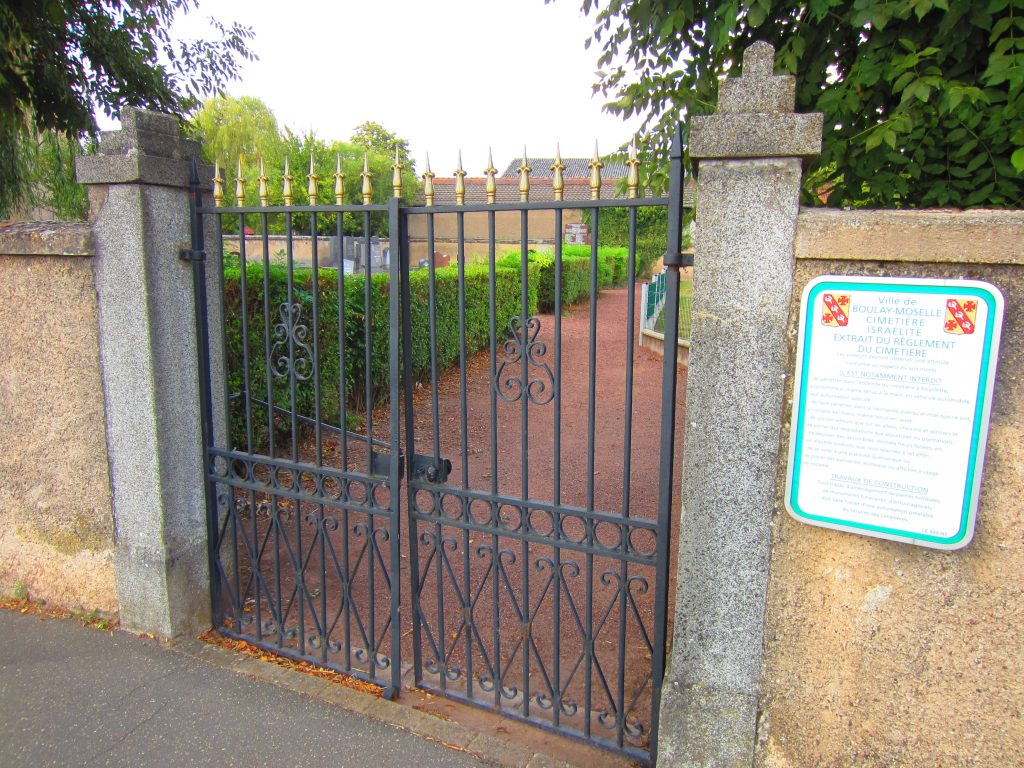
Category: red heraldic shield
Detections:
[
  {"x1": 821, "y1": 292, "x2": 851, "y2": 327},
  {"x1": 944, "y1": 298, "x2": 978, "y2": 335}
]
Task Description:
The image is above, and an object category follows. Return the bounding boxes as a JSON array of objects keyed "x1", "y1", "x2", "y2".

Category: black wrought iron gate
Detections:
[{"x1": 186, "y1": 136, "x2": 687, "y2": 764}]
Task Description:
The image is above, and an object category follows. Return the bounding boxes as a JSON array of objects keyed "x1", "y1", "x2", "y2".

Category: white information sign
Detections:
[{"x1": 785, "y1": 276, "x2": 1004, "y2": 549}]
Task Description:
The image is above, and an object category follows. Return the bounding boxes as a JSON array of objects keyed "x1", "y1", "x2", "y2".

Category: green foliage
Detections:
[
  {"x1": 222, "y1": 263, "x2": 537, "y2": 449},
  {"x1": 583, "y1": 206, "x2": 685, "y2": 278},
  {"x1": 579, "y1": 0, "x2": 1024, "y2": 208},
  {"x1": 0, "y1": 129, "x2": 93, "y2": 220},
  {"x1": 190, "y1": 95, "x2": 279, "y2": 166},
  {"x1": 188, "y1": 98, "x2": 417, "y2": 237},
  {"x1": 350, "y1": 121, "x2": 415, "y2": 172},
  {"x1": 0, "y1": 0, "x2": 255, "y2": 218},
  {"x1": 496, "y1": 245, "x2": 629, "y2": 312}
]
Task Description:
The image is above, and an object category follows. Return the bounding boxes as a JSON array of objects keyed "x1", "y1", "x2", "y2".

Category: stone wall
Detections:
[
  {"x1": 406, "y1": 208, "x2": 585, "y2": 261},
  {"x1": 0, "y1": 222, "x2": 116, "y2": 611},
  {"x1": 758, "y1": 209, "x2": 1024, "y2": 767}
]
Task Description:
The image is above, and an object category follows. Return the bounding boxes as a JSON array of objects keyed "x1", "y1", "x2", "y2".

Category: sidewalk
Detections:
[{"x1": 0, "y1": 610, "x2": 490, "y2": 768}]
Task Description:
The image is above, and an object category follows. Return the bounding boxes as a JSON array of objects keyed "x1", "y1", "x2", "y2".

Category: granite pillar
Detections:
[
  {"x1": 657, "y1": 42, "x2": 822, "y2": 766},
  {"x1": 77, "y1": 108, "x2": 215, "y2": 639}
]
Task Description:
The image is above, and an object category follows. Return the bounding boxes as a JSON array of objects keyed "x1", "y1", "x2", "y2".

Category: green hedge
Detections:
[
  {"x1": 223, "y1": 262, "x2": 537, "y2": 449},
  {"x1": 582, "y1": 207, "x2": 682, "y2": 279},
  {"x1": 496, "y1": 245, "x2": 629, "y2": 313}
]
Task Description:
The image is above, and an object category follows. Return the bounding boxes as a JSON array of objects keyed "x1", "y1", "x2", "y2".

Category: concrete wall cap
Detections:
[
  {"x1": 690, "y1": 112, "x2": 823, "y2": 161},
  {"x1": 0, "y1": 221, "x2": 95, "y2": 256},
  {"x1": 796, "y1": 207, "x2": 1024, "y2": 265}
]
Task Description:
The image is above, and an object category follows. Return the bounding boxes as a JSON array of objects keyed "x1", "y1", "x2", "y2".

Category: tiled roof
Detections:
[{"x1": 498, "y1": 158, "x2": 629, "y2": 179}]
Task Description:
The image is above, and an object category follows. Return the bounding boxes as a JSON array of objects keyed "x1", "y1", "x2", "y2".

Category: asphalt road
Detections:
[{"x1": 0, "y1": 610, "x2": 488, "y2": 768}]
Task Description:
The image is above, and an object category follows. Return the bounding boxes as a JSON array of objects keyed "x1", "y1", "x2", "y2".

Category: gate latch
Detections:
[{"x1": 412, "y1": 454, "x2": 452, "y2": 484}]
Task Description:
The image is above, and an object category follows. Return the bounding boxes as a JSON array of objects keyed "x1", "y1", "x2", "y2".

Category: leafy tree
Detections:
[
  {"x1": 0, "y1": 0, "x2": 255, "y2": 218},
  {"x1": 191, "y1": 95, "x2": 279, "y2": 166},
  {"x1": 578, "y1": 0, "x2": 1024, "y2": 207},
  {"x1": 350, "y1": 121, "x2": 414, "y2": 171},
  {"x1": 190, "y1": 100, "x2": 418, "y2": 237}
]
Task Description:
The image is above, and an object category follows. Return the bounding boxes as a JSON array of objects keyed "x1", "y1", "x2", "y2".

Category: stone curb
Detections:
[{"x1": 170, "y1": 638, "x2": 576, "y2": 768}]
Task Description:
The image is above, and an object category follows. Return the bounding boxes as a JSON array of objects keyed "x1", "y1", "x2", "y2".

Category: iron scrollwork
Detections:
[
  {"x1": 271, "y1": 301, "x2": 314, "y2": 380},
  {"x1": 495, "y1": 316, "x2": 555, "y2": 404}
]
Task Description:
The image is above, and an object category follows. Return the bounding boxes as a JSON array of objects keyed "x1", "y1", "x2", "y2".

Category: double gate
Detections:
[{"x1": 186, "y1": 137, "x2": 687, "y2": 763}]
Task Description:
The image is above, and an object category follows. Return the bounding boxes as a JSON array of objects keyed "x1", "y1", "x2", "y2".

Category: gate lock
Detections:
[{"x1": 413, "y1": 455, "x2": 452, "y2": 484}]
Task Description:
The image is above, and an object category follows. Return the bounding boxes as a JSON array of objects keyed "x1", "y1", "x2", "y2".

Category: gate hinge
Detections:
[
  {"x1": 179, "y1": 248, "x2": 207, "y2": 262},
  {"x1": 663, "y1": 250, "x2": 693, "y2": 269}
]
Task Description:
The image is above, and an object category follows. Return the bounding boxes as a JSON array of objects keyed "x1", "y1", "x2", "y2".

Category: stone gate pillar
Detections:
[
  {"x1": 657, "y1": 43, "x2": 822, "y2": 766},
  {"x1": 76, "y1": 108, "x2": 213, "y2": 639}
]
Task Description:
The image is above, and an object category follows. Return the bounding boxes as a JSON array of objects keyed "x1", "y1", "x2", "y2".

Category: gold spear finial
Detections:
[
  {"x1": 454, "y1": 151, "x2": 467, "y2": 206},
  {"x1": 484, "y1": 148, "x2": 497, "y2": 204},
  {"x1": 551, "y1": 143, "x2": 566, "y2": 202},
  {"x1": 307, "y1": 151, "x2": 319, "y2": 205},
  {"x1": 213, "y1": 160, "x2": 225, "y2": 207},
  {"x1": 360, "y1": 151, "x2": 373, "y2": 205},
  {"x1": 334, "y1": 153, "x2": 346, "y2": 206},
  {"x1": 258, "y1": 156, "x2": 269, "y2": 207},
  {"x1": 588, "y1": 141, "x2": 603, "y2": 201},
  {"x1": 282, "y1": 156, "x2": 294, "y2": 207},
  {"x1": 235, "y1": 156, "x2": 246, "y2": 207},
  {"x1": 422, "y1": 154, "x2": 435, "y2": 206},
  {"x1": 518, "y1": 146, "x2": 531, "y2": 203},
  {"x1": 626, "y1": 137, "x2": 640, "y2": 199},
  {"x1": 391, "y1": 146, "x2": 404, "y2": 199}
]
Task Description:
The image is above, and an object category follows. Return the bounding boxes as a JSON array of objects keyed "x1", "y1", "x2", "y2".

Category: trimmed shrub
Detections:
[
  {"x1": 497, "y1": 245, "x2": 629, "y2": 313},
  {"x1": 223, "y1": 262, "x2": 537, "y2": 449}
]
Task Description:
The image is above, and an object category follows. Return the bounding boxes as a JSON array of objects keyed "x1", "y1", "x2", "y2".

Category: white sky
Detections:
[{"x1": 110, "y1": 0, "x2": 645, "y2": 175}]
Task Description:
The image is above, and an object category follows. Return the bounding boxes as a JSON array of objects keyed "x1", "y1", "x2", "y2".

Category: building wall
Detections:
[
  {"x1": 758, "y1": 209, "x2": 1024, "y2": 768},
  {"x1": 0, "y1": 223, "x2": 116, "y2": 611},
  {"x1": 406, "y1": 209, "x2": 586, "y2": 265}
]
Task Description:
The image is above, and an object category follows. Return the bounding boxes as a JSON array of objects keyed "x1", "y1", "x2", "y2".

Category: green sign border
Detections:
[{"x1": 786, "y1": 276, "x2": 1004, "y2": 550}]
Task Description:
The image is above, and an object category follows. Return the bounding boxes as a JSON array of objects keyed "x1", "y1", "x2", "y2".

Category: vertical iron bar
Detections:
[
  {"x1": 428, "y1": 208, "x2": 445, "y2": 692},
  {"x1": 362, "y1": 209, "x2": 376, "y2": 670},
  {"x1": 238, "y1": 216, "x2": 254, "y2": 453},
  {"x1": 228, "y1": 211, "x2": 241, "y2": 638},
  {"x1": 552, "y1": 206, "x2": 563, "y2": 728},
  {"x1": 312, "y1": 211, "x2": 328, "y2": 662},
  {"x1": 488, "y1": 209, "x2": 498, "y2": 497},
  {"x1": 617, "y1": 205, "x2": 639, "y2": 748},
  {"x1": 387, "y1": 197, "x2": 403, "y2": 698},
  {"x1": 363, "y1": 211, "x2": 374, "y2": 475},
  {"x1": 519, "y1": 208, "x2": 530, "y2": 717},
  {"x1": 186, "y1": 158, "x2": 220, "y2": 632},
  {"x1": 427, "y1": 214, "x2": 440, "y2": 463},
  {"x1": 456, "y1": 210, "x2": 472, "y2": 698},
  {"x1": 284, "y1": 208, "x2": 305, "y2": 656},
  {"x1": 650, "y1": 126, "x2": 686, "y2": 758},
  {"x1": 254, "y1": 209, "x2": 273, "y2": 643},
  {"x1": 400, "y1": 209, "x2": 423, "y2": 685},
  {"x1": 584, "y1": 207, "x2": 600, "y2": 737},
  {"x1": 335, "y1": 211, "x2": 351, "y2": 669},
  {"x1": 261, "y1": 216, "x2": 275, "y2": 458},
  {"x1": 311, "y1": 216, "x2": 323, "y2": 463},
  {"x1": 236, "y1": 209, "x2": 260, "y2": 644},
  {"x1": 337, "y1": 211, "x2": 348, "y2": 472},
  {"x1": 253, "y1": 206, "x2": 283, "y2": 648},
  {"x1": 214, "y1": 211, "x2": 230, "y2": 456},
  {"x1": 487, "y1": 207, "x2": 500, "y2": 708}
]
